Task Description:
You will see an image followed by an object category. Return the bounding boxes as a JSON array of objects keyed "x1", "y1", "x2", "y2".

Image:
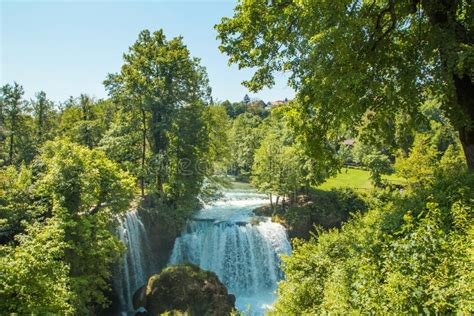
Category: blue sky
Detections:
[{"x1": 0, "y1": 0, "x2": 294, "y2": 104}]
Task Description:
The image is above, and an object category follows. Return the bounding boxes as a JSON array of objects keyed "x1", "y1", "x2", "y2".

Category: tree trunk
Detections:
[
  {"x1": 8, "y1": 132, "x2": 13, "y2": 165},
  {"x1": 151, "y1": 108, "x2": 167, "y2": 193},
  {"x1": 454, "y1": 75, "x2": 474, "y2": 170},
  {"x1": 269, "y1": 193, "x2": 273, "y2": 209},
  {"x1": 422, "y1": 0, "x2": 474, "y2": 170},
  {"x1": 140, "y1": 108, "x2": 147, "y2": 198},
  {"x1": 8, "y1": 112, "x2": 15, "y2": 165}
]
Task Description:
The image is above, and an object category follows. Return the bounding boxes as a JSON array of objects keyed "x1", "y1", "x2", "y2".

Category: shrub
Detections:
[{"x1": 273, "y1": 168, "x2": 473, "y2": 314}]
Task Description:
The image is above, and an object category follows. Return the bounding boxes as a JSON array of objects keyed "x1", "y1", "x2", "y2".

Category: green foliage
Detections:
[
  {"x1": 221, "y1": 100, "x2": 246, "y2": 119},
  {"x1": 283, "y1": 188, "x2": 367, "y2": 239},
  {"x1": 273, "y1": 148, "x2": 473, "y2": 314},
  {"x1": 105, "y1": 29, "x2": 211, "y2": 196},
  {"x1": 229, "y1": 112, "x2": 263, "y2": 177},
  {"x1": 336, "y1": 144, "x2": 354, "y2": 164},
  {"x1": 98, "y1": 109, "x2": 143, "y2": 176},
  {"x1": 220, "y1": 97, "x2": 269, "y2": 119},
  {"x1": 216, "y1": 0, "x2": 474, "y2": 169},
  {"x1": 145, "y1": 264, "x2": 235, "y2": 316},
  {"x1": 165, "y1": 102, "x2": 210, "y2": 207},
  {"x1": 1, "y1": 82, "x2": 27, "y2": 166},
  {"x1": 203, "y1": 104, "x2": 232, "y2": 173},
  {"x1": 38, "y1": 140, "x2": 135, "y2": 215},
  {"x1": 32, "y1": 91, "x2": 57, "y2": 144},
  {"x1": 0, "y1": 218, "x2": 73, "y2": 313},
  {"x1": 0, "y1": 165, "x2": 45, "y2": 243},
  {"x1": 362, "y1": 153, "x2": 393, "y2": 187},
  {"x1": 252, "y1": 130, "x2": 304, "y2": 203},
  {"x1": 396, "y1": 134, "x2": 440, "y2": 186},
  {"x1": 251, "y1": 108, "x2": 334, "y2": 202},
  {"x1": 0, "y1": 139, "x2": 135, "y2": 314},
  {"x1": 59, "y1": 96, "x2": 114, "y2": 149}
]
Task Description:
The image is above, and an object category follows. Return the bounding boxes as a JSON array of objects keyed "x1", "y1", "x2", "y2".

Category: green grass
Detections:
[{"x1": 317, "y1": 167, "x2": 405, "y2": 191}]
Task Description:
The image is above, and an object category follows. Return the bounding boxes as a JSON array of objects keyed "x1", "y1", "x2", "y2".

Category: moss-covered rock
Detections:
[{"x1": 142, "y1": 264, "x2": 235, "y2": 316}]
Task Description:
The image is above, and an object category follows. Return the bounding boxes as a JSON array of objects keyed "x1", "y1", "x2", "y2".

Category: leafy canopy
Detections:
[{"x1": 216, "y1": 0, "x2": 474, "y2": 167}]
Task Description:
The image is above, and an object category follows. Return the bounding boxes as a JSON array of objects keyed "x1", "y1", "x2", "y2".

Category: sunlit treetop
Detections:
[{"x1": 216, "y1": 0, "x2": 474, "y2": 168}]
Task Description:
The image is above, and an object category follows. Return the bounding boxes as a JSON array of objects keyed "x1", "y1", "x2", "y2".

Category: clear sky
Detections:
[{"x1": 0, "y1": 0, "x2": 294, "y2": 104}]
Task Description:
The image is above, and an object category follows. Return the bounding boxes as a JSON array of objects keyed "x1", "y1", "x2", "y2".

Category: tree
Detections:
[
  {"x1": 274, "y1": 168, "x2": 473, "y2": 314},
  {"x1": 252, "y1": 131, "x2": 282, "y2": 206},
  {"x1": 252, "y1": 136, "x2": 304, "y2": 207},
  {"x1": 1, "y1": 82, "x2": 25, "y2": 165},
  {"x1": 251, "y1": 109, "x2": 322, "y2": 205},
  {"x1": 204, "y1": 104, "x2": 232, "y2": 172},
  {"x1": 229, "y1": 113, "x2": 263, "y2": 176},
  {"x1": 165, "y1": 102, "x2": 210, "y2": 207},
  {"x1": 105, "y1": 29, "x2": 211, "y2": 196},
  {"x1": 216, "y1": 0, "x2": 474, "y2": 169},
  {"x1": 35, "y1": 140, "x2": 134, "y2": 313},
  {"x1": 0, "y1": 139, "x2": 136, "y2": 314},
  {"x1": 98, "y1": 109, "x2": 143, "y2": 178},
  {"x1": 362, "y1": 152, "x2": 393, "y2": 187},
  {"x1": 0, "y1": 165, "x2": 39, "y2": 243},
  {"x1": 32, "y1": 91, "x2": 55, "y2": 144},
  {"x1": 75, "y1": 94, "x2": 101, "y2": 149},
  {"x1": 243, "y1": 94, "x2": 251, "y2": 106},
  {"x1": 395, "y1": 134, "x2": 445, "y2": 186},
  {"x1": 0, "y1": 92, "x2": 6, "y2": 165},
  {"x1": 58, "y1": 95, "x2": 105, "y2": 150}
]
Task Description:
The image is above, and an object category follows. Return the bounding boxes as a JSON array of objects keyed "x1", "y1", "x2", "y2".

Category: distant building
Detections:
[
  {"x1": 271, "y1": 100, "x2": 288, "y2": 106},
  {"x1": 267, "y1": 99, "x2": 289, "y2": 109},
  {"x1": 342, "y1": 138, "x2": 356, "y2": 146}
]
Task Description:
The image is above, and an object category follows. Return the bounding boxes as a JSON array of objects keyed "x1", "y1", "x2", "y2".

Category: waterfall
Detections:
[
  {"x1": 115, "y1": 210, "x2": 150, "y2": 313},
  {"x1": 114, "y1": 188, "x2": 291, "y2": 314},
  {"x1": 169, "y1": 189, "x2": 292, "y2": 314}
]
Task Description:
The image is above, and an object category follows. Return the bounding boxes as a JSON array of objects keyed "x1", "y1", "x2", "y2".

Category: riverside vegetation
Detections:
[{"x1": 1, "y1": 0, "x2": 473, "y2": 314}]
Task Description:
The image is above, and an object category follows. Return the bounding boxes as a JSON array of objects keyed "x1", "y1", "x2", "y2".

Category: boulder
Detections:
[{"x1": 144, "y1": 264, "x2": 235, "y2": 316}]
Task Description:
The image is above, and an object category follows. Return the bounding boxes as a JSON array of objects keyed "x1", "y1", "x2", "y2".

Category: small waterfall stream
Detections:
[{"x1": 115, "y1": 211, "x2": 150, "y2": 313}]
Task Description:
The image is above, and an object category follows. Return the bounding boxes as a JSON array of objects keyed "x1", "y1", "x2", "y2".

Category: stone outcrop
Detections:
[{"x1": 134, "y1": 264, "x2": 235, "y2": 316}]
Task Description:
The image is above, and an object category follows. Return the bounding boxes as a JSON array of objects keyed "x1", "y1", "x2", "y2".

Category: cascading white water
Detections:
[
  {"x1": 169, "y1": 189, "x2": 292, "y2": 314},
  {"x1": 115, "y1": 210, "x2": 150, "y2": 313}
]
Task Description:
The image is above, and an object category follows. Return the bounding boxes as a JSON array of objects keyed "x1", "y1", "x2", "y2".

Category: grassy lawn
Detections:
[{"x1": 317, "y1": 167, "x2": 405, "y2": 191}]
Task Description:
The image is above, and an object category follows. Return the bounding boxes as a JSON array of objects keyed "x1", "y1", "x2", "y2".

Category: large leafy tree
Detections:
[
  {"x1": 216, "y1": 0, "x2": 474, "y2": 169},
  {"x1": 204, "y1": 104, "x2": 232, "y2": 172},
  {"x1": 229, "y1": 112, "x2": 263, "y2": 176},
  {"x1": 165, "y1": 102, "x2": 210, "y2": 206},
  {"x1": 0, "y1": 140, "x2": 135, "y2": 314},
  {"x1": 105, "y1": 29, "x2": 211, "y2": 196}
]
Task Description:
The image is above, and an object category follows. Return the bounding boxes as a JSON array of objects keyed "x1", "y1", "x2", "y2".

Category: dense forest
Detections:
[{"x1": 1, "y1": 0, "x2": 473, "y2": 315}]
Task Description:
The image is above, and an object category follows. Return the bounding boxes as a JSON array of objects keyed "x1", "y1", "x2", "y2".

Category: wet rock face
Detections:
[
  {"x1": 140, "y1": 264, "x2": 235, "y2": 316},
  {"x1": 132, "y1": 285, "x2": 147, "y2": 310}
]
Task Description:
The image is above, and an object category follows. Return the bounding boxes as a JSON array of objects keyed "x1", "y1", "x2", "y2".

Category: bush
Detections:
[
  {"x1": 0, "y1": 139, "x2": 135, "y2": 314},
  {"x1": 273, "y1": 168, "x2": 473, "y2": 314}
]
